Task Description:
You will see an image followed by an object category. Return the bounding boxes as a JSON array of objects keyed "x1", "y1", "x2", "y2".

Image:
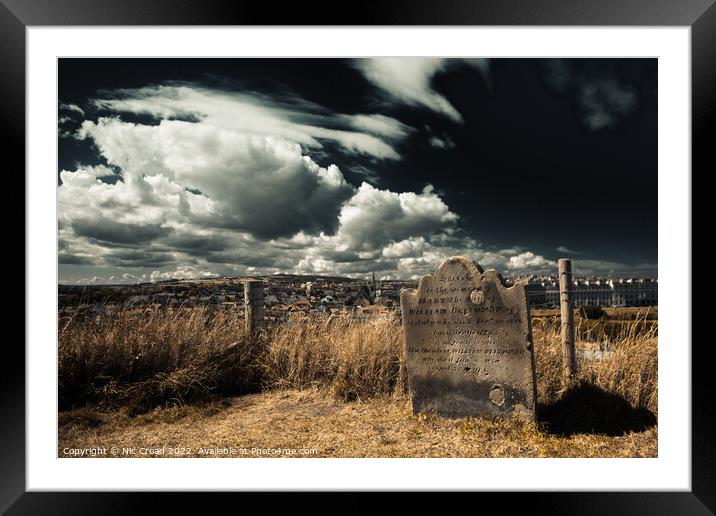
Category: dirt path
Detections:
[{"x1": 58, "y1": 389, "x2": 657, "y2": 458}]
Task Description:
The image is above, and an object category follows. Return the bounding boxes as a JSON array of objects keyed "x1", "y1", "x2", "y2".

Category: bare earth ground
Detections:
[{"x1": 59, "y1": 389, "x2": 657, "y2": 458}]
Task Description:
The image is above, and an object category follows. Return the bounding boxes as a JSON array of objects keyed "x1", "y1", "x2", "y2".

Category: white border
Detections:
[{"x1": 27, "y1": 27, "x2": 690, "y2": 491}]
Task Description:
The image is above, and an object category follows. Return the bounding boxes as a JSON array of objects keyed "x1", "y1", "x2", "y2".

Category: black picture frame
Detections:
[{"x1": 3, "y1": 0, "x2": 710, "y2": 513}]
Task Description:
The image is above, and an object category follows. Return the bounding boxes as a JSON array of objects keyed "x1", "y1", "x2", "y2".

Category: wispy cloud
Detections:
[
  {"x1": 428, "y1": 134, "x2": 456, "y2": 150},
  {"x1": 90, "y1": 84, "x2": 413, "y2": 160},
  {"x1": 578, "y1": 79, "x2": 638, "y2": 131},
  {"x1": 556, "y1": 245, "x2": 583, "y2": 255},
  {"x1": 354, "y1": 58, "x2": 490, "y2": 123},
  {"x1": 542, "y1": 60, "x2": 639, "y2": 131},
  {"x1": 60, "y1": 103, "x2": 85, "y2": 117}
]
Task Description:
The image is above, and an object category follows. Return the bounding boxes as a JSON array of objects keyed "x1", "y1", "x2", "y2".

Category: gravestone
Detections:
[{"x1": 400, "y1": 256, "x2": 537, "y2": 419}]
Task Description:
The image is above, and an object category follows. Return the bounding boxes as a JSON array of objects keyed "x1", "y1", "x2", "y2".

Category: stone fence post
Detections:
[{"x1": 243, "y1": 279, "x2": 264, "y2": 335}]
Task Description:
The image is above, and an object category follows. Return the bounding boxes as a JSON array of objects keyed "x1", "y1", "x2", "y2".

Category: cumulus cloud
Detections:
[
  {"x1": 150, "y1": 266, "x2": 218, "y2": 282},
  {"x1": 382, "y1": 237, "x2": 426, "y2": 259},
  {"x1": 59, "y1": 153, "x2": 555, "y2": 280},
  {"x1": 354, "y1": 58, "x2": 490, "y2": 122},
  {"x1": 335, "y1": 183, "x2": 458, "y2": 251},
  {"x1": 59, "y1": 77, "x2": 560, "y2": 283},
  {"x1": 506, "y1": 251, "x2": 554, "y2": 271},
  {"x1": 59, "y1": 113, "x2": 470, "y2": 280},
  {"x1": 76, "y1": 117, "x2": 355, "y2": 239},
  {"x1": 72, "y1": 216, "x2": 171, "y2": 245}
]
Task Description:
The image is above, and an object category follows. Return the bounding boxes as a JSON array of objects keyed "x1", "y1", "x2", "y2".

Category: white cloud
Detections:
[
  {"x1": 150, "y1": 266, "x2": 219, "y2": 282},
  {"x1": 91, "y1": 84, "x2": 409, "y2": 160},
  {"x1": 59, "y1": 149, "x2": 557, "y2": 280},
  {"x1": 382, "y1": 237, "x2": 426, "y2": 259},
  {"x1": 506, "y1": 251, "x2": 554, "y2": 271},
  {"x1": 428, "y1": 134, "x2": 456, "y2": 150},
  {"x1": 76, "y1": 117, "x2": 355, "y2": 239},
  {"x1": 60, "y1": 115, "x2": 471, "y2": 279},
  {"x1": 58, "y1": 164, "x2": 181, "y2": 230},
  {"x1": 355, "y1": 58, "x2": 462, "y2": 122},
  {"x1": 60, "y1": 103, "x2": 85, "y2": 116},
  {"x1": 59, "y1": 78, "x2": 564, "y2": 283},
  {"x1": 335, "y1": 183, "x2": 459, "y2": 251},
  {"x1": 354, "y1": 58, "x2": 490, "y2": 122},
  {"x1": 342, "y1": 113, "x2": 414, "y2": 140}
]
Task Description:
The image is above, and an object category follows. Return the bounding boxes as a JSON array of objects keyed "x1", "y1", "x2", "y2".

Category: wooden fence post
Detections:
[
  {"x1": 243, "y1": 279, "x2": 264, "y2": 335},
  {"x1": 558, "y1": 259, "x2": 577, "y2": 387}
]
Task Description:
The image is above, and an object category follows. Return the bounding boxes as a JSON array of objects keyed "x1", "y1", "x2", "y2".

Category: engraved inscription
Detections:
[{"x1": 400, "y1": 256, "x2": 537, "y2": 419}]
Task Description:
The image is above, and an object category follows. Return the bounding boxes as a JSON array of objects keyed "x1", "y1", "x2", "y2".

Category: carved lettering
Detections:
[{"x1": 400, "y1": 256, "x2": 537, "y2": 419}]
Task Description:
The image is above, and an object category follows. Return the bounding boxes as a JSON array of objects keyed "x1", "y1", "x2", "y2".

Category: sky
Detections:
[{"x1": 57, "y1": 58, "x2": 657, "y2": 284}]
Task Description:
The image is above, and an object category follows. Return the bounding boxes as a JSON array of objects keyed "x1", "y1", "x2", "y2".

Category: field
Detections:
[{"x1": 58, "y1": 307, "x2": 657, "y2": 458}]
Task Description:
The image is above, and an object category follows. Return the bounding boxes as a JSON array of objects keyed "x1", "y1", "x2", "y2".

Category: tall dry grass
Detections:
[
  {"x1": 263, "y1": 314, "x2": 406, "y2": 400},
  {"x1": 59, "y1": 306, "x2": 657, "y2": 417},
  {"x1": 532, "y1": 315, "x2": 658, "y2": 414},
  {"x1": 59, "y1": 306, "x2": 264, "y2": 413}
]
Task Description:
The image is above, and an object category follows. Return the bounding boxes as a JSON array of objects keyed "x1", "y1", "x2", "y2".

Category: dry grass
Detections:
[
  {"x1": 532, "y1": 315, "x2": 658, "y2": 415},
  {"x1": 58, "y1": 305, "x2": 657, "y2": 456},
  {"x1": 60, "y1": 306, "x2": 657, "y2": 414},
  {"x1": 263, "y1": 314, "x2": 406, "y2": 401},
  {"x1": 58, "y1": 389, "x2": 657, "y2": 458},
  {"x1": 59, "y1": 306, "x2": 264, "y2": 413}
]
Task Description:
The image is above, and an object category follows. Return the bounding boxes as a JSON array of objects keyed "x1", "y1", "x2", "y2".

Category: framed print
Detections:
[{"x1": 3, "y1": 0, "x2": 712, "y2": 512}]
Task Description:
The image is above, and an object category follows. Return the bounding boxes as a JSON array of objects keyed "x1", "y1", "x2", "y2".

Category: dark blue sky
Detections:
[{"x1": 58, "y1": 58, "x2": 657, "y2": 283}]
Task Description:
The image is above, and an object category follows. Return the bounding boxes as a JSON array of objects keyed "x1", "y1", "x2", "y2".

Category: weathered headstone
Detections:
[{"x1": 400, "y1": 256, "x2": 537, "y2": 419}]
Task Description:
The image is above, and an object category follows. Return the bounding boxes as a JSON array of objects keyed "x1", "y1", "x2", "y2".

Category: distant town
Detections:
[
  {"x1": 58, "y1": 273, "x2": 658, "y2": 320},
  {"x1": 521, "y1": 275, "x2": 657, "y2": 309}
]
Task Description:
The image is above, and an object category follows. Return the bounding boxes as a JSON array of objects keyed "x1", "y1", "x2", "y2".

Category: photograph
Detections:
[{"x1": 56, "y1": 57, "x2": 658, "y2": 459}]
